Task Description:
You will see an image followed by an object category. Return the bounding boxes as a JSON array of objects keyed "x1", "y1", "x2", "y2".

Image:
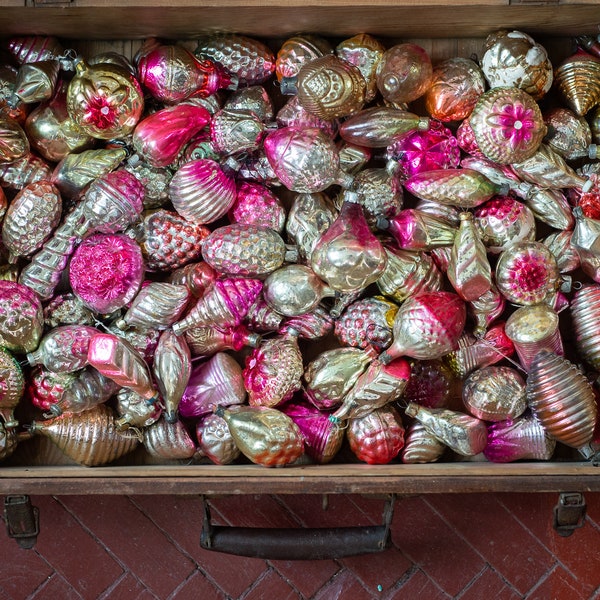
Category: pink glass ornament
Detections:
[
  {"x1": 456, "y1": 118, "x2": 483, "y2": 157},
  {"x1": 69, "y1": 234, "x2": 144, "y2": 314},
  {"x1": 385, "y1": 209, "x2": 457, "y2": 251},
  {"x1": 229, "y1": 181, "x2": 286, "y2": 233},
  {"x1": 169, "y1": 159, "x2": 236, "y2": 225},
  {"x1": 8, "y1": 36, "x2": 64, "y2": 65},
  {"x1": 26, "y1": 365, "x2": 76, "y2": 411},
  {"x1": 276, "y1": 96, "x2": 338, "y2": 138},
  {"x1": 168, "y1": 261, "x2": 217, "y2": 298},
  {"x1": 184, "y1": 324, "x2": 260, "y2": 358},
  {"x1": 403, "y1": 359, "x2": 454, "y2": 409},
  {"x1": 132, "y1": 103, "x2": 212, "y2": 168}
]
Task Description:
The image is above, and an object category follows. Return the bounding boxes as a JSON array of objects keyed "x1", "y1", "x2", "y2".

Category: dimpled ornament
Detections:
[
  {"x1": 403, "y1": 359, "x2": 453, "y2": 409},
  {"x1": 27, "y1": 366, "x2": 77, "y2": 411},
  {"x1": 469, "y1": 87, "x2": 546, "y2": 164},
  {"x1": 0, "y1": 152, "x2": 51, "y2": 191},
  {"x1": 276, "y1": 35, "x2": 333, "y2": 82},
  {"x1": 379, "y1": 291, "x2": 465, "y2": 364},
  {"x1": 229, "y1": 182, "x2": 286, "y2": 233},
  {"x1": 425, "y1": 57, "x2": 485, "y2": 122},
  {"x1": 196, "y1": 414, "x2": 240, "y2": 465},
  {"x1": 0, "y1": 281, "x2": 43, "y2": 353},
  {"x1": 554, "y1": 50, "x2": 600, "y2": 116},
  {"x1": 352, "y1": 167, "x2": 404, "y2": 229},
  {"x1": 376, "y1": 43, "x2": 432, "y2": 104}
]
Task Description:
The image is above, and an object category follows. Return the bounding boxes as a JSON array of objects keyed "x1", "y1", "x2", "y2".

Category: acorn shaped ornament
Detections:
[
  {"x1": 0, "y1": 281, "x2": 44, "y2": 353},
  {"x1": 143, "y1": 418, "x2": 196, "y2": 460},
  {"x1": 0, "y1": 347, "x2": 24, "y2": 427}
]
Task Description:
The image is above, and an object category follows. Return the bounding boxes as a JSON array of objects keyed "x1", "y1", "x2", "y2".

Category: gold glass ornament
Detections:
[
  {"x1": 11, "y1": 59, "x2": 60, "y2": 105},
  {"x1": 402, "y1": 421, "x2": 445, "y2": 464},
  {"x1": 0, "y1": 347, "x2": 24, "y2": 428},
  {"x1": 555, "y1": 50, "x2": 600, "y2": 116},
  {"x1": 143, "y1": 418, "x2": 196, "y2": 460},
  {"x1": 115, "y1": 388, "x2": 162, "y2": 430},
  {"x1": 0, "y1": 113, "x2": 29, "y2": 163}
]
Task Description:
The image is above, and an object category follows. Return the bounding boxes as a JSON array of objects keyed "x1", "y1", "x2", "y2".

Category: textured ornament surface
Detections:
[
  {"x1": 184, "y1": 324, "x2": 259, "y2": 358},
  {"x1": 276, "y1": 96, "x2": 338, "y2": 138},
  {"x1": 276, "y1": 35, "x2": 332, "y2": 81},
  {"x1": 115, "y1": 388, "x2": 162, "y2": 429},
  {"x1": 210, "y1": 108, "x2": 265, "y2": 156},
  {"x1": 0, "y1": 114, "x2": 29, "y2": 163},
  {"x1": 0, "y1": 280, "x2": 43, "y2": 353},
  {"x1": 402, "y1": 421, "x2": 446, "y2": 463},
  {"x1": 0, "y1": 152, "x2": 51, "y2": 191},
  {"x1": 224, "y1": 86, "x2": 274, "y2": 122},
  {"x1": 8, "y1": 36, "x2": 64, "y2": 65},
  {"x1": 0, "y1": 347, "x2": 24, "y2": 426},
  {"x1": 570, "y1": 285, "x2": 600, "y2": 371},
  {"x1": 143, "y1": 419, "x2": 196, "y2": 460},
  {"x1": 544, "y1": 107, "x2": 592, "y2": 161},
  {"x1": 229, "y1": 181, "x2": 286, "y2": 233},
  {"x1": 386, "y1": 209, "x2": 457, "y2": 251},
  {"x1": 124, "y1": 160, "x2": 172, "y2": 210},
  {"x1": 196, "y1": 414, "x2": 240, "y2": 465},
  {"x1": 403, "y1": 359, "x2": 453, "y2": 409},
  {"x1": 555, "y1": 50, "x2": 600, "y2": 116},
  {"x1": 353, "y1": 167, "x2": 403, "y2": 228},
  {"x1": 26, "y1": 365, "x2": 76, "y2": 411}
]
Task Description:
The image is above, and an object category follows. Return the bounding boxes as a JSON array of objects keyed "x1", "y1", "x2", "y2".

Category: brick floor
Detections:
[{"x1": 1, "y1": 493, "x2": 600, "y2": 599}]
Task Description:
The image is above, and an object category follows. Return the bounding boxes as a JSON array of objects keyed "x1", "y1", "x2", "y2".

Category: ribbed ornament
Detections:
[
  {"x1": 0, "y1": 114, "x2": 29, "y2": 163},
  {"x1": 401, "y1": 421, "x2": 446, "y2": 464},
  {"x1": 555, "y1": 50, "x2": 600, "y2": 116},
  {"x1": 0, "y1": 347, "x2": 24, "y2": 427},
  {"x1": 570, "y1": 284, "x2": 600, "y2": 371},
  {"x1": 143, "y1": 419, "x2": 196, "y2": 460},
  {"x1": 8, "y1": 36, "x2": 64, "y2": 64}
]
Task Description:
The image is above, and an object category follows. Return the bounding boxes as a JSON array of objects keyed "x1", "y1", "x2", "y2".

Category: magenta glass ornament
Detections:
[
  {"x1": 26, "y1": 365, "x2": 76, "y2": 411},
  {"x1": 132, "y1": 103, "x2": 212, "y2": 168},
  {"x1": 276, "y1": 96, "x2": 338, "y2": 138},
  {"x1": 69, "y1": 233, "x2": 144, "y2": 314},
  {"x1": 456, "y1": 118, "x2": 484, "y2": 157},
  {"x1": 386, "y1": 121, "x2": 460, "y2": 179},
  {"x1": 229, "y1": 181, "x2": 286, "y2": 233},
  {"x1": 403, "y1": 359, "x2": 454, "y2": 409},
  {"x1": 0, "y1": 280, "x2": 44, "y2": 353}
]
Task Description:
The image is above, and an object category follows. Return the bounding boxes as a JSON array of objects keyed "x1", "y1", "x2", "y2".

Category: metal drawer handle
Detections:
[{"x1": 200, "y1": 494, "x2": 394, "y2": 560}]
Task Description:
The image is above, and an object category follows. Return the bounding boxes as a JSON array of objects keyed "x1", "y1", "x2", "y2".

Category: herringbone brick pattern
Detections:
[{"x1": 1, "y1": 492, "x2": 599, "y2": 599}]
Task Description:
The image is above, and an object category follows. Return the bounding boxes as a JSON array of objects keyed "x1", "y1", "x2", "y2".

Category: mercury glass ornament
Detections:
[
  {"x1": 526, "y1": 351, "x2": 597, "y2": 449},
  {"x1": 26, "y1": 366, "x2": 76, "y2": 412},
  {"x1": 0, "y1": 114, "x2": 29, "y2": 163},
  {"x1": 0, "y1": 151, "x2": 51, "y2": 191},
  {"x1": 275, "y1": 35, "x2": 332, "y2": 82},
  {"x1": 185, "y1": 324, "x2": 260, "y2": 358},
  {"x1": 352, "y1": 167, "x2": 403, "y2": 229},
  {"x1": 280, "y1": 306, "x2": 335, "y2": 341},
  {"x1": 11, "y1": 59, "x2": 60, "y2": 105},
  {"x1": 0, "y1": 347, "x2": 24, "y2": 427},
  {"x1": 384, "y1": 209, "x2": 456, "y2": 251},
  {"x1": 0, "y1": 281, "x2": 43, "y2": 354},
  {"x1": 404, "y1": 359, "x2": 454, "y2": 409},
  {"x1": 572, "y1": 206, "x2": 600, "y2": 257},
  {"x1": 196, "y1": 413, "x2": 240, "y2": 465},
  {"x1": 107, "y1": 323, "x2": 160, "y2": 367},
  {"x1": 402, "y1": 421, "x2": 446, "y2": 463},
  {"x1": 44, "y1": 293, "x2": 94, "y2": 329},
  {"x1": 244, "y1": 296, "x2": 285, "y2": 333},
  {"x1": 276, "y1": 95, "x2": 338, "y2": 137},
  {"x1": 210, "y1": 108, "x2": 265, "y2": 156},
  {"x1": 143, "y1": 418, "x2": 196, "y2": 460},
  {"x1": 542, "y1": 230, "x2": 580, "y2": 274},
  {"x1": 543, "y1": 107, "x2": 592, "y2": 161},
  {"x1": 554, "y1": 50, "x2": 600, "y2": 116},
  {"x1": 338, "y1": 142, "x2": 372, "y2": 175},
  {"x1": 229, "y1": 181, "x2": 286, "y2": 233},
  {"x1": 570, "y1": 284, "x2": 600, "y2": 371},
  {"x1": 224, "y1": 86, "x2": 274, "y2": 122},
  {"x1": 115, "y1": 388, "x2": 162, "y2": 430},
  {"x1": 8, "y1": 36, "x2": 64, "y2": 65},
  {"x1": 168, "y1": 262, "x2": 216, "y2": 298}
]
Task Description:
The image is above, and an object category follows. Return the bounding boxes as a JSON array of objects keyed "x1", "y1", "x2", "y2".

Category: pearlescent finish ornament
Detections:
[
  {"x1": 405, "y1": 403, "x2": 488, "y2": 456},
  {"x1": 230, "y1": 181, "x2": 286, "y2": 233},
  {"x1": 544, "y1": 107, "x2": 592, "y2": 161},
  {"x1": 469, "y1": 87, "x2": 546, "y2": 164},
  {"x1": 347, "y1": 406, "x2": 405, "y2": 464},
  {"x1": 352, "y1": 167, "x2": 403, "y2": 229},
  {"x1": 424, "y1": 57, "x2": 485, "y2": 122},
  {"x1": 8, "y1": 36, "x2": 64, "y2": 65},
  {"x1": 484, "y1": 414, "x2": 555, "y2": 463},
  {"x1": 554, "y1": 50, "x2": 600, "y2": 116},
  {"x1": 495, "y1": 241, "x2": 560, "y2": 306},
  {"x1": 143, "y1": 418, "x2": 196, "y2": 460},
  {"x1": 2, "y1": 180, "x2": 62, "y2": 262},
  {"x1": 0, "y1": 281, "x2": 43, "y2": 353},
  {"x1": 169, "y1": 159, "x2": 236, "y2": 225},
  {"x1": 0, "y1": 114, "x2": 29, "y2": 163},
  {"x1": 386, "y1": 209, "x2": 457, "y2": 251},
  {"x1": 26, "y1": 366, "x2": 76, "y2": 411},
  {"x1": 402, "y1": 422, "x2": 446, "y2": 463},
  {"x1": 463, "y1": 366, "x2": 526, "y2": 422},
  {"x1": 185, "y1": 324, "x2": 260, "y2": 358},
  {"x1": 31, "y1": 404, "x2": 139, "y2": 466},
  {"x1": 69, "y1": 234, "x2": 144, "y2": 314},
  {"x1": 196, "y1": 414, "x2": 240, "y2": 465},
  {"x1": 115, "y1": 388, "x2": 162, "y2": 430},
  {"x1": 216, "y1": 405, "x2": 304, "y2": 467},
  {"x1": 179, "y1": 352, "x2": 246, "y2": 419},
  {"x1": 132, "y1": 103, "x2": 211, "y2": 168},
  {"x1": 0, "y1": 347, "x2": 24, "y2": 427},
  {"x1": 403, "y1": 359, "x2": 453, "y2": 409},
  {"x1": 276, "y1": 35, "x2": 332, "y2": 82},
  {"x1": 379, "y1": 291, "x2": 465, "y2": 364},
  {"x1": 571, "y1": 285, "x2": 600, "y2": 371},
  {"x1": 526, "y1": 351, "x2": 597, "y2": 449}
]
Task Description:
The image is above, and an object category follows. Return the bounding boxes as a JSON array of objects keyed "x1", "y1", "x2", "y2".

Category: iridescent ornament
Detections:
[
  {"x1": 143, "y1": 418, "x2": 196, "y2": 460},
  {"x1": 26, "y1": 366, "x2": 77, "y2": 411},
  {"x1": 275, "y1": 35, "x2": 332, "y2": 82},
  {"x1": 469, "y1": 87, "x2": 546, "y2": 164},
  {"x1": 403, "y1": 359, "x2": 453, "y2": 409},
  {"x1": 571, "y1": 284, "x2": 600, "y2": 371},
  {"x1": 69, "y1": 234, "x2": 144, "y2": 314},
  {"x1": 0, "y1": 347, "x2": 24, "y2": 427},
  {"x1": 0, "y1": 113, "x2": 29, "y2": 163},
  {"x1": 0, "y1": 281, "x2": 43, "y2": 353},
  {"x1": 554, "y1": 50, "x2": 600, "y2": 116},
  {"x1": 402, "y1": 421, "x2": 446, "y2": 463},
  {"x1": 384, "y1": 209, "x2": 457, "y2": 251},
  {"x1": 229, "y1": 181, "x2": 286, "y2": 233},
  {"x1": 376, "y1": 43, "x2": 432, "y2": 104},
  {"x1": 184, "y1": 324, "x2": 260, "y2": 358},
  {"x1": 379, "y1": 291, "x2": 466, "y2": 364},
  {"x1": 276, "y1": 96, "x2": 338, "y2": 138},
  {"x1": 115, "y1": 388, "x2": 162, "y2": 430},
  {"x1": 424, "y1": 57, "x2": 485, "y2": 122},
  {"x1": 347, "y1": 406, "x2": 405, "y2": 464},
  {"x1": 543, "y1": 107, "x2": 592, "y2": 161},
  {"x1": 196, "y1": 414, "x2": 240, "y2": 465},
  {"x1": 526, "y1": 351, "x2": 597, "y2": 449},
  {"x1": 210, "y1": 108, "x2": 265, "y2": 156}
]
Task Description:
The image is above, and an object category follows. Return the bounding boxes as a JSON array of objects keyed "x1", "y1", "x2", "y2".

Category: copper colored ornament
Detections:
[
  {"x1": 0, "y1": 113, "x2": 29, "y2": 163},
  {"x1": 230, "y1": 181, "x2": 286, "y2": 233},
  {"x1": 347, "y1": 405, "x2": 405, "y2": 464},
  {"x1": 403, "y1": 359, "x2": 453, "y2": 409},
  {"x1": 0, "y1": 281, "x2": 43, "y2": 354},
  {"x1": 339, "y1": 106, "x2": 429, "y2": 148},
  {"x1": 0, "y1": 151, "x2": 51, "y2": 190},
  {"x1": 404, "y1": 402, "x2": 487, "y2": 456},
  {"x1": 0, "y1": 422, "x2": 18, "y2": 463},
  {"x1": 569, "y1": 285, "x2": 600, "y2": 371},
  {"x1": 495, "y1": 241, "x2": 560, "y2": 306},
  {"x1": 402, "y1": 421, "x2": 446, "y2": 463},
  {"x1": 185, "y1": 324, "x2": 260, "y2": 358},
  {"x1": 216, "y1": 404, "x2": 304, "y2": 467},
  {"x1": 376, "y1": 43, "x2": 432, "y2": 104},
  {"x1": 555, "y1": 50, "x2": 600, "y2": 116},
  {"x1": 526, "y1": 351, "x2": 597, "y2": 449},
  {"x1": 424, "y1": 57, "x2": 485, "y2": 122},
  {"x1": 276, "y1": 95, "x2": 338, "y2": 138},
  {"x1": 379, "y1": 291, "x2": 466, "y2": 364},
  {"x1": 179, "y1": 352, "x2": 246, "y2": 419},
  {"x1": 143, "y1": 418, "x2": 196, "y2": 460},
  {"x1": 115, "y1": 388, "x2": 162, "y2": 430},
  {"x1": 544, "y1": 107, "x2": 592, "y2": 161},
  {"x1": 275, "y1": 35, "x2": 332, "y2": 82},
  {"x1": 2, "y1": 180, "x2": 62, "y2": 262},
  {"x1": 30, "y1": 404, "x2": 139, "y2": 466},
  {"x1": 169, "y1": 158, "x2": 236, "y2": 225},
  {"x1": 196, "y1": 414, "x2": 240, "y2": 465},
  {"x1": 168, "y1": 262, "x2": 216, "y2": 298},
  {"x1": 338, "y1": 141, "x2": 372, "y2": 175},
  {"x1": 0, "y1": 347, "x2": 24, "y2": 427},
  {"x1": 484, "y1": 414, "x2": 555, "y2": 463}
]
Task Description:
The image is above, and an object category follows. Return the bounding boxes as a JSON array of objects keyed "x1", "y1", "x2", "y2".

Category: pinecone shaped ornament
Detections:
[
  {"x1": 229, "y1": 181, "x2": 286, "y2": 233},
  {"x1": 0, "y1": 151, "x2": 51, "y2": 191},
  {"x1": 352, "y1": 167, "x2": 404, "y2": 229}
]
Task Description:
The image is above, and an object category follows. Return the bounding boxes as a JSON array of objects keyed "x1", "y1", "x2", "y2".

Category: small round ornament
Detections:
[
  {"x1": 275, "y1": 35, "x2": 333, "y2": 82},
  {"x1": 196, "y1": 413, "x2": 241, "y2": 465}
]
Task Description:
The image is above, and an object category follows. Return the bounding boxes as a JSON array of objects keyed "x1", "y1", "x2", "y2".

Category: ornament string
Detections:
[{"x1": 473, "y1": 337, "x2": 528, "y2": 375}]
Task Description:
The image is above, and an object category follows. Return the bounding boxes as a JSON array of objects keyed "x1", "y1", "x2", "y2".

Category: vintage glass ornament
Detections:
[
  {"x1": 404, "y1": 403, "x2": 487, "y2": 456},
  {"x1": 402, "y1": 421, "x2": 446, "y2": 463},
  {"x1": 280, "y1": 306, "x2": 335, "y2": 340},
  {"x1": 424, "y1": 57, "x2": 485, "y2": 122},
  {"x1": 514, "y1": 184, "x2": 573, "y2": 231},
  {"x1": 0, "y1": 65, "x2": 27, "y2": 124},
  {"x1": 224, "y1": 86, "x2": 273, "y2": 122},
  {"x1": 281, "y1": 400, "x2": 344, "y2": 464},
  {"x1": 376, "y1": 43, "x2": 432, "y2": 104},
  {"x1": 569, "y1": 285, "x2": 600, "y2": 371},
  {"x1": 347, "y1": 406, "x2": 405, "y2": 464},
  {"x1": 336, "y1": 33, "x2": 385, "y2": 103},
  {"x1": 185, "y1": 324, "x2": 260, "y2": 358},
  {"x1": 236, "y1": 150, "x2": 281, "y2": 186},
  {"x1": 331, "y1": 357, "x2": 411, "y2": 421},
  {"x1": 376, "y1": 244, "x2": 443, "y2": 303},
  {"x1": 403, "y1": 359, "x2": 454, "y2": 409},
  {"x1": 572, "y1": 206, "x2": 600, "y2": 258},
  {"x1": 8, "y1": 36, "x2": 64, "y2": 65},
  {"x1": 87, "y1": 332, "x2": 157, "y2": 401},
  {"x1": 115, "y1": 388, "x2": 162, "y2": 430},
  {"x1": 196, "y1": 413, "x2": 240, "y2": 465},
  {"x1": 379, "y1": 291, "x2": 466, "y2": 364},
  {"x1": 10, "y1": 59, "x2": 60, "y2": 105},
  {"x1": 244, "y1": 330, "x2": 303, "y2": 408},
  {"x1": 169, "y1": 158, "x2": 236, "y2": 225},
  {"x1": 0, "y1": 113, "x2": 29, "y2": 163},
  {"x1": 132, "y1": 103, "x2": 211, "y2": 168},
  {"x1": 27, "y1": 366, "x2": 76, "y2": 411},
  {"x1": 304, "y1": 347, "x2": 372, "y2": 410},
  {"x1": 115, "y1": 282, "x2": 190, "y2": 331},
  {"x1": 0, "y1": 347, "x2": 24, "y2": 427},
  {"x1": 69, "y1": 234, "x2": 144, "y2": 314},
  {"x1": 542, "y1": 230, "x2": 580, "y2": 274},
  {"x1": 481, "y1": 30, "x2": 553, "y2": 100},
  {"x1": 495, "y1": 241, "x2": 560, "y2": 306},
  {"x1": 554, "y1": 50, "x2": 600, "y2": 116},
  {"x1": 543, "y1": 107, "x2": 592, "y2": 161},
  {"x1": 469, "y1": 87, "x2": 546, "y2": 164},
  {"x1": 386, "y1": 209, "x2": 456, "y2": 253},
  {"x1": 570, "y1": 173, "x2": 600, "y2": 220},
  {"x1": 338, "y1": 141, "x2": 372, "y2": 175},
  {"x1": 447, "y1": 212, "x2": 492, "y2": 302},
  {"x1": 0, "y1": 151, "x2": 51, "y2": 190},
  {"x1": 244, "y1": 295, "x2": 284, "y2": 333},
  {"x1": 51, "y1": 147, "x2": 128, "y2": 199},
  {"x1": 168, "y1": 262, "x2": 216, "y2": 298},
  {"x1": 143, "y1": 418, "x2": 196, "y2": 460},
  {"x1": 106, "y1": 323, "x2": 160, "y2": 366},
  {"x1": 334, "y1": 297, "x2": 396, "y2": 351},
  {"x1": 0, "y1": 281, "x2": 43, "y2": 354},
  {"x1": 2, "y1": 180, "x2": 62, "y2": 262},
  {"x1": 179, "y1": 352, "x2": 246, "y2": 419},
  {"x1": 275, "y1": 34, "x2": 333, "y2": 82},
  {"x1": 139, "y1": 209, "x2": 210, "y2": 272},
  {"x1": 484, "y1": 413, "x2": 556, "y2": 463},
  {"x1": 526, "y1": 351, "x2": 597, "y2": 449},
  {"x1": 264, "y1": 125, "x2": 352, "y2": 193},
  {"x1": 339, "y1": 106, "x2": 429, "y2": 148},
  {"x1": 195, "y1": 33, "x2": 275, "y2": 86},
  {"x1": 463, "y1": 366, "x2": 526, "y2": 422},
  {"x1": 215, "y1": 404, "x2": 304, "y2": 467},
  {"x1": 310, "y1": 193, "x2": 387, "y2": 293},
  {"x1": 0, "y1": 422, "x2": 18, "y2": 463},
  {"x1": 66, "y1": 59, "x2": 144, "y2": 139},
  {"x1": 404, "y1": 168, "x2": 498, "y2": 209},
  {"x1": 229, "y1": 181, "x2": 286, "y2": 233},
  {"x1": 172, "y1": 277, "x2": 263, "y2": 335},
  {"x1": 29, "y1": 404, "x2": 138, "y2": 466},
  {"x1": 276, "y1": 95, "x2": 338, "y2": 138},
  {"x1": 125, "y1": 159, "x2": 172, "y2": 210},
  {"x1": 202, "y1": 224, "x2": 293, "y2": 278},
  {"x1": 352, "y1": 167, "x2": 403, "y2": 229},
  {"x1": 473, "y1": 195, "x2": 536, "y2": 254},
  {"x1": 137, "y1": 44, "x2": 235, "y2": 104},
  {"x1": 505, "y1": 304, "x2": 564, "y2": 371},
  {"x1": 210, "y1": 108, "x2": 265, "y2": 156}
]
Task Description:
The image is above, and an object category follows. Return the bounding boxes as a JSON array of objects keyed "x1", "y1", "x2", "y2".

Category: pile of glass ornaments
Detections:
[{"x1": 0, "y1": 29, "x2": 600, "y2": 468}]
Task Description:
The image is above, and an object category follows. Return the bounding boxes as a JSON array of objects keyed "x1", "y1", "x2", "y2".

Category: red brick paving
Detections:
[{"x1": 1, "y1": 493, "x2": 600, "y2": 599}]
